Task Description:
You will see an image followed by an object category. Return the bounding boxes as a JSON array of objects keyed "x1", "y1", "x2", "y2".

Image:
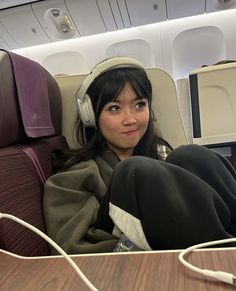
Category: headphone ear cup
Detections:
[
  {"x1": 77, "y1": 58, "x2": 145, "y2": 128},
  {"x1": 77, "y1": 94, "x2": 96, "y2": 127}
]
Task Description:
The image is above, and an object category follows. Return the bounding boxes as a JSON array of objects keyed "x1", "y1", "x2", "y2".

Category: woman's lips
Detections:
[{"x1": 122, "y1": 129, "x2": 138, "y2": 136}]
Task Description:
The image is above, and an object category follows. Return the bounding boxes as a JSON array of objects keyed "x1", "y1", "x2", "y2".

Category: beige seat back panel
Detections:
[{"x1": 147, "y1": 68, "x2": 188, "y2": 148}]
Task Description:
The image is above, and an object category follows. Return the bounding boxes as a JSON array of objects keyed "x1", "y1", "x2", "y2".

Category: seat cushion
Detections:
[{"x1": 0, "y1": 136, "x2": 68, "y2": 256}]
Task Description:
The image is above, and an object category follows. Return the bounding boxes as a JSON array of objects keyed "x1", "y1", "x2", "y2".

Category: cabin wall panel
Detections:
[
  {"x1": 160, "y1": 10, "x2": 236, "y2": 79},
  {"x1": 105, "y1": 39, "x2": 156, "y2": 67},
  {"x1": 42, "y1": 51, "x2": 90, "y2": 76}
]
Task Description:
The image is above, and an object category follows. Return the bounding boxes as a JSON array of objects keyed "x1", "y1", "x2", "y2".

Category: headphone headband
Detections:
[
  {"x1": 76, "y1": 57, "x2": 145, "y2": 128},
  {"x1": 77, "y1": 57, "x2": 145, "y2": 102}
]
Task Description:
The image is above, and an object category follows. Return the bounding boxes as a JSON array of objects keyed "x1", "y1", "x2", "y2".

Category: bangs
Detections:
[{"x1": 98, "y1": 73, "x2": 126, "y2": 105}]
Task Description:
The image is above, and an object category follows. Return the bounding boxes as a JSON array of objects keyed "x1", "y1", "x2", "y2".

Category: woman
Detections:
[{"x1": 43, "y1": 57, "x2": 236, "y2": 254}]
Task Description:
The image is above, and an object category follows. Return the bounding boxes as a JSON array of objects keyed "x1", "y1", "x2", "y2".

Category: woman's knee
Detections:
[
  {"x1": 114, "y1": 156, "x2": 160, "y2": 175},
  {"x1": 166, "y1": 144, "x2": 215, "y2": 165},
  {"x1": 112, "y1": 156, "x2": 166, "y2": 186}
]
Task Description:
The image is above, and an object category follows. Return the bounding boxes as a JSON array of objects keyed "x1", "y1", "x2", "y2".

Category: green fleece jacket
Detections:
[{"x1": 43, "y1": 151, "x2": 120, "y2": 254}]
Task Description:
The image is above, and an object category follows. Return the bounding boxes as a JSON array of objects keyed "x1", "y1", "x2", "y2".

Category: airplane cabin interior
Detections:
[{"x1": 1, "y1": 1, "x2": 236, "y2": 290}]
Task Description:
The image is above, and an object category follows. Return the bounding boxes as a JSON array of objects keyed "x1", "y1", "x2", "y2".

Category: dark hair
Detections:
[{"x1": 55, "y1": 67, "x2": 172, "y2": 170}]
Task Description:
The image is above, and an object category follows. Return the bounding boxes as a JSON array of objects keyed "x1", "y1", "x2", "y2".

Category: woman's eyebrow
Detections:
[
  {"x1": 107, "y1": 96, "x2": 146, "y2": 104},
  {"x1": 134, "y1": 96, "x2": 146, "y2": 101},
  {"x1": 108, "y1": 100, "x2": 120, "y2": 103}
]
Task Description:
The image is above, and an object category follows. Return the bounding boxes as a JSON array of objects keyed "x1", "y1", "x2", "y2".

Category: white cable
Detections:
[
  {"x1": 178, "y1": 238, "x2": 236, "y2": 285},
  {"x1": 0, "y1": 213, "x2": 98, "y2": 291}
]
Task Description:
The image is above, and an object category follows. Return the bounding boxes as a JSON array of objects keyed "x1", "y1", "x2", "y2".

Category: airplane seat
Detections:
[
  {"x1": 0, "y1": 50, "x2": 69, "y2": 256},
  {"x1": 147, "y1": 68, "x2": 188, "y2": 149},
  {"x1": 55, "y1": 68, "x2": 188, "y2": 149}
]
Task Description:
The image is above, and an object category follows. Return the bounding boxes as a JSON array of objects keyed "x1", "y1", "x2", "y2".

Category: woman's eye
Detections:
[
  {"x1": 136, "y1": 101, "x2": 147, "y2": 109},
  {"x1": 108, "y1": 105, "x2": 120, "y2": 112}
]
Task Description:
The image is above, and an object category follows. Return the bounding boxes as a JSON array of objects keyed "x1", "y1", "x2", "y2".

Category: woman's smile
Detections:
[{"x1": 122, "y1": 129, "x2": 139, "y2": 136}]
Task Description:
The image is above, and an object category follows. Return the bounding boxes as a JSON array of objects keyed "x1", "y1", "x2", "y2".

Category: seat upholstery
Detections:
[{"x1": 0, "y1": 51, "x2": 68, "y2": 256}]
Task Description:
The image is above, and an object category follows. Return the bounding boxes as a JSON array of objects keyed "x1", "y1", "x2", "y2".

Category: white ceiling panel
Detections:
[
  {"x1": 0, "y1": 37, "x2": 10, "y2": 49},
  {"x1": 108, "y1": 0, "x2": 124, "y2": 29},
  {"x1": 166, "y1": 0, "x2": 206, "y2": 20},
  {"x1": 0, "y1": 21, "x2": 19, "y2": 49},
  {"x1": 32, "y1": 0, "x2": 80, "y2": 41},
  {"x1": 125, "y1": 0, "x2": 167, "y2": 27},
  {"x1": 0, "y1": 4, "x2": 50, "y2": 47},
  {"x1": 206, "y1": 0, "x2": 236, "y2": 13},
  {"x1": 65, "y1": 0, "x2": 107, "y2": 36},
  {"x1": 97, "y1": 0, "x2": 117, "y2": 31},
  {"x1": 117, "y1": 0, "x2": 131, "y2": 28},
  {"x1": 0, "y1": 0, "x2": 40, "y2": 9}
]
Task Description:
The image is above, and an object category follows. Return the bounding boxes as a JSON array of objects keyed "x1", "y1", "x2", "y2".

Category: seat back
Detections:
[
  {"x1": 55, "y1": 68, "x2": 188, "y2": 149},
  {"x1": 0, "y1": 50, "x2": 68, "y2": 256}
]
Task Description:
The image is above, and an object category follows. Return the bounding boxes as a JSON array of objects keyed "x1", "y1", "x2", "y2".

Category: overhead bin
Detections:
[{"x1": 0, "y1": 5, "x2": 50, "y2": 47}]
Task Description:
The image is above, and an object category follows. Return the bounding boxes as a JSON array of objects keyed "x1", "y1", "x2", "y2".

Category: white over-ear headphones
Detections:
[{"x1": 76, "y1": 57, "x2": 145, "y2": 127}]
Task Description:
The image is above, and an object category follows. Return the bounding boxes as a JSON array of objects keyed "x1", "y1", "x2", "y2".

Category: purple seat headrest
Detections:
[{"x1": 0, "y1": 50, "x2": 62, "y2": 148}]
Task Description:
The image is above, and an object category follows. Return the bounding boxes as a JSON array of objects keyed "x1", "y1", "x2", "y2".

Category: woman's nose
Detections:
[{"x1": 122, "y1": 110, "x2": 137, "y2": 125}]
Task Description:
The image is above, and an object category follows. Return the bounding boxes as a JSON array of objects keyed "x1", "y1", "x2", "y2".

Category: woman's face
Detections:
[{"x1": 98, "y1": 82, "x2": 150, "y2": 160}]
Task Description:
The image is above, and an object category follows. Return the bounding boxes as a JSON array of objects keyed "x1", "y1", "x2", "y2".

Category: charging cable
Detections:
[
  {"x1": 2, "y1": 212, "x2": 236, "y2": 288},
  {"x1": 0, "y1": 213, "x2": 98, "y2": 291},
  {"x1": 178, "y1": 238, "x2": 236, "y2": 285}
]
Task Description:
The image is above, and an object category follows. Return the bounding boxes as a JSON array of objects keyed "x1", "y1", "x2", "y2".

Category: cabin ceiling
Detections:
[{"x1": 0, "y1": 0, "x2": 235, "y2": 50}]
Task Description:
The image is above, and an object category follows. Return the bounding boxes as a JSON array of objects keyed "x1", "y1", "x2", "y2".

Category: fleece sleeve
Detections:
[{"x1": 43, "y1": 160, "x2": 118, "y2": 254}]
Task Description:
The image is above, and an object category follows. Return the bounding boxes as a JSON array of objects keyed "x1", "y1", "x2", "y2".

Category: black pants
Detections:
[{"x1": 96, "y1": 144, "x2": 236, "y2": 250}]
